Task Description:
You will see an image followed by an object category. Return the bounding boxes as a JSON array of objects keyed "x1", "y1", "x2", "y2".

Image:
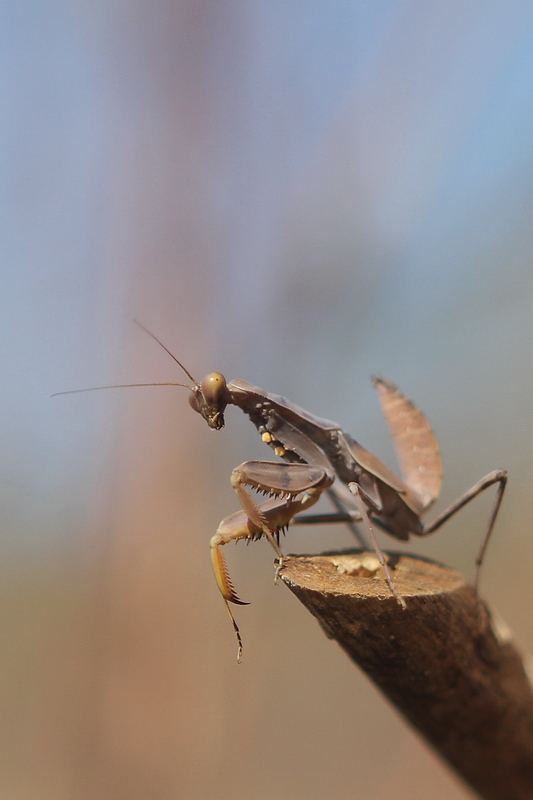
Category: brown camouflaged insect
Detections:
[{"x1": 55, "y1": 323, "x2": 507, "y2": 661}]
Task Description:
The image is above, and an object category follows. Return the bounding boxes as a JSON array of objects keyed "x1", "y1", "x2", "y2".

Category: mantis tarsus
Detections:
[{"x1": 55, "y1": 323, "x2": 507, "y2": 661}]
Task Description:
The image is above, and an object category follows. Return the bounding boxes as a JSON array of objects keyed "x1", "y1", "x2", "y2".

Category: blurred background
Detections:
[{"x1": 3, "y1": 1, "x2": 533, "y2": 798}]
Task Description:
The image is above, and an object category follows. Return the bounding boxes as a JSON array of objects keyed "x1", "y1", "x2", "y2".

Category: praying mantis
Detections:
[{"x1": 55, "y1": 323, "x2": 507, "y2": 661}]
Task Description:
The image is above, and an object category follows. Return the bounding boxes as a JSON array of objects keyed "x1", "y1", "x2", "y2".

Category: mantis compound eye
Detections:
[{"x1": 189, "y1": 373, "x2": 229, "y2": 430}]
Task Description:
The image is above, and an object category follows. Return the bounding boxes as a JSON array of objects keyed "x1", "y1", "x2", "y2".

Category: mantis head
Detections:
[{"x1": 188, "y1": 373, "x2": 229, "y2": 430}]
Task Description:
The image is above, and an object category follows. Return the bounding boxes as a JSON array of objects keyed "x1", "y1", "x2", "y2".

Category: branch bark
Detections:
[{"x1": 280, "y1": 550, "x2": 533, "y2": 800}]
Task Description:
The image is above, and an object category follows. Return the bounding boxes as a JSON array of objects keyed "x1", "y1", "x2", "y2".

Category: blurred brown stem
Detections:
[{"x1": 280, "y1": 551, "x2": 533, "y2": 800}]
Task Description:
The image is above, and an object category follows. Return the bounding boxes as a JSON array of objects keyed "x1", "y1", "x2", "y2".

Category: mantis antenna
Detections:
[{"x1": 51, "y1": 320, "x2": 199, "y2": 396}]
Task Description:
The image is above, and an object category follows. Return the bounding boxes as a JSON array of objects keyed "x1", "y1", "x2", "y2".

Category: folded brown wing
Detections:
[{"x1": 373, "y1": 377, "x2": 442, "y2": 512}]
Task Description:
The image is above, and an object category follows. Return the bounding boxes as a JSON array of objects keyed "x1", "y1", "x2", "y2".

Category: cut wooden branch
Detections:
[{"x1": 280, "y1": 550, "x2": 533, "y2": 800}]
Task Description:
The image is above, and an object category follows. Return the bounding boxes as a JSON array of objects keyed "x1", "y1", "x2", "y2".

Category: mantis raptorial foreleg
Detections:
[
  {"x1": 210, "y1": 488, "x2": 323, "y2": 662},
  {"x1": 228, "y1": 460, "x2": 334, "y2": 583}
]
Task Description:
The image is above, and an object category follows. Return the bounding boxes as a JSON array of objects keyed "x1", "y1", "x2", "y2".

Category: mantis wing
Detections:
[{"x1": 373, "y1": 377, "x2": 442, "y2": 511}]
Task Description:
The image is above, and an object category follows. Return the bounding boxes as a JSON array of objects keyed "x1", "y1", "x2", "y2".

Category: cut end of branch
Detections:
[
  {"x1": 279, "y1": 550, "x2": 533, "y2": 800},
  {"x1": 280, "y1": 549, "x2": 465, "y2": 608}
]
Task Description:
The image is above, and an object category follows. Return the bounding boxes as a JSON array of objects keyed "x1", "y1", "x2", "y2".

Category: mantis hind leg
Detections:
[{"x1": 418, "y1": 469, "x2": 507, "y2": 590}]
